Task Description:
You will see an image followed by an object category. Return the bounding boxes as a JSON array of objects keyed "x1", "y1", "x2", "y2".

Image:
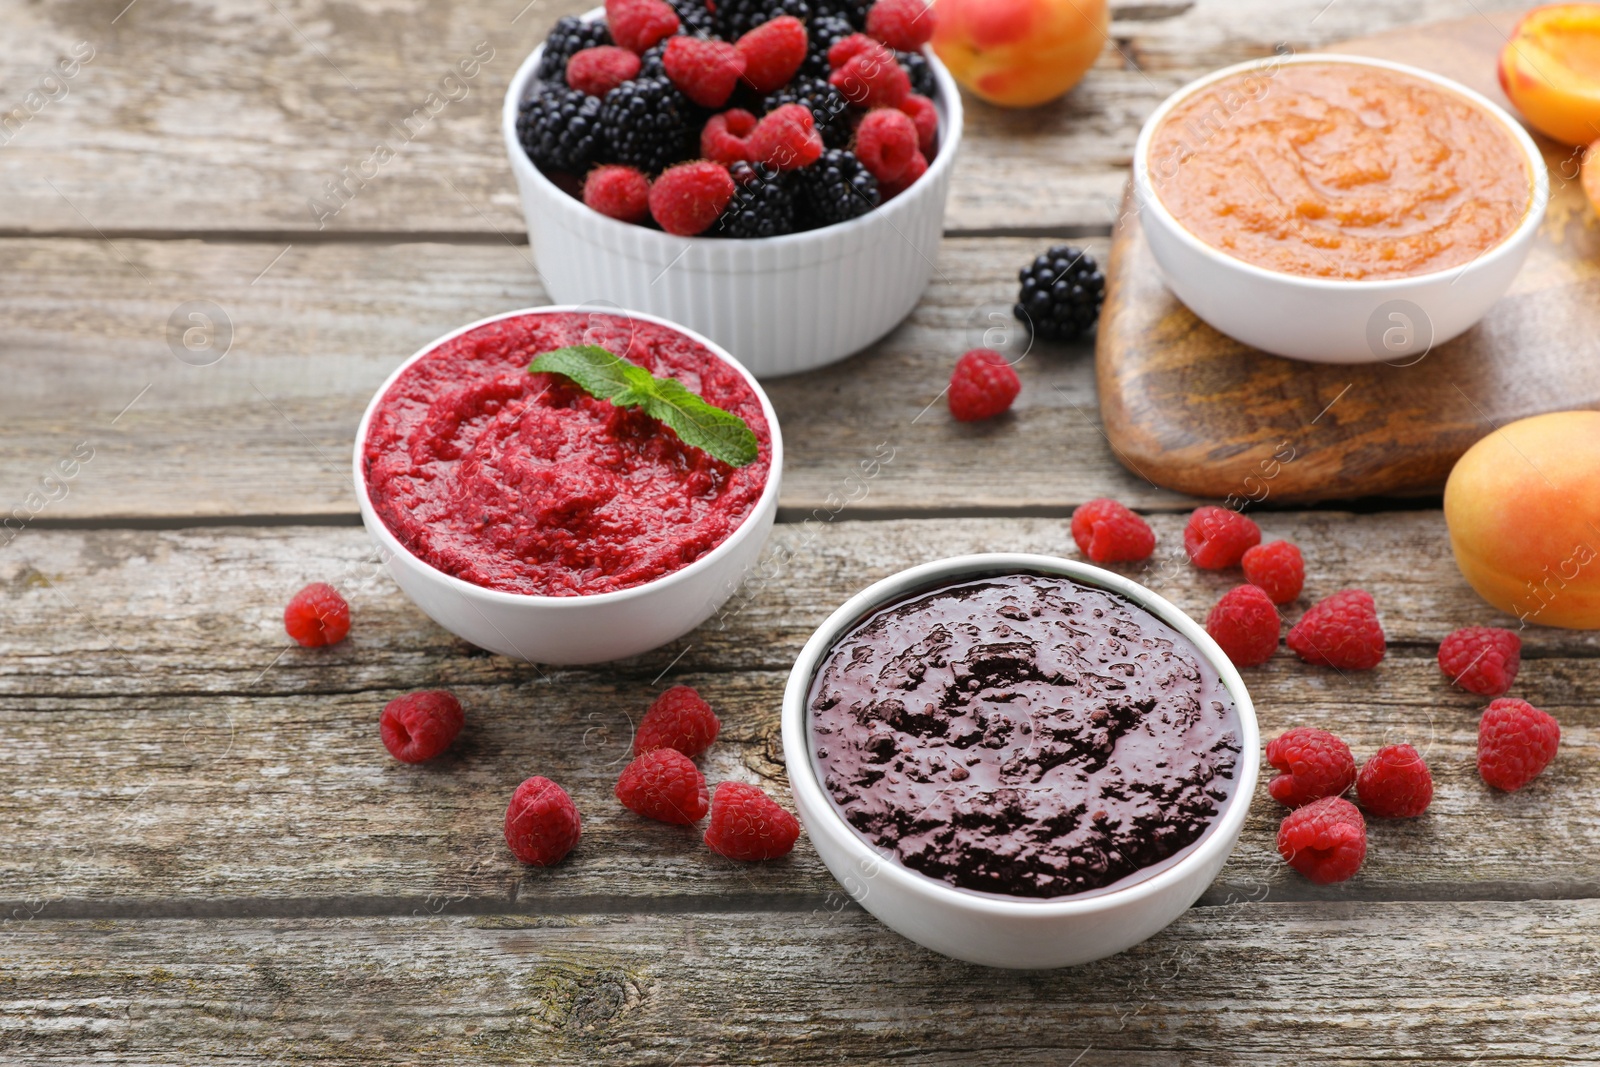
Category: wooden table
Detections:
[{"x1": 4, "y1": 0, "x2": 1597, "y2": 1061}]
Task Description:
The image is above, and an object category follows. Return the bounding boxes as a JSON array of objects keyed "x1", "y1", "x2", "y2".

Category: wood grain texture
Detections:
[
  {"x1": 1096, "y1": 13, "x2": 1600, "y2": 502},
  {"x1": 2, "y1": 517, "x2": 1597, "y2": 912},
  {"x1": 2, "y1": 905, "x2": 1598, "y2": 1063}
]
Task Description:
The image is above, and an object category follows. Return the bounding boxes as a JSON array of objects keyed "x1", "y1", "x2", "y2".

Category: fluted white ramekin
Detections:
[
  {"x1": 502, "y1": 13, "x2": 964, "y2": 378},
  {"x1": 354, "y1": 306, "x2": 782, "y2": 665},
  {"x1": 783, "y1": 554, "x2": 1259, "y2": 969}
]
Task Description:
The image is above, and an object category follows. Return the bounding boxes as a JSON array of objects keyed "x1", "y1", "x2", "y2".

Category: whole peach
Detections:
[
  {"x1": 932, "y1": 0, "x2": 1106, "y2": 108},
  {"x1": 1444, "y1": 410, "x2": 1600, "y2": 629},
  {"x1": 1497, "y1": 3, "x2": 1600, "y2": 146}
]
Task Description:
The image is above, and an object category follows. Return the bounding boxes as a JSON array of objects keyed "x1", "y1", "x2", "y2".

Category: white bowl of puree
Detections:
[{"x1": 1133, "y1": 54, "x2": 1547, "y2": 364}]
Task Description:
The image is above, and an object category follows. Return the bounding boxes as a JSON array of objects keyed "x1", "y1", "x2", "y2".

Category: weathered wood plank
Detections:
[
  {"x1": 1, "y1": 517, "x2": 1596, "y2": 909},
  {"x1": 1, "y1": 905, "x2": 1597, "y2": 1063},
  {"x1": 0, "y1": 0, "x2": 1523, "y2": 236}
]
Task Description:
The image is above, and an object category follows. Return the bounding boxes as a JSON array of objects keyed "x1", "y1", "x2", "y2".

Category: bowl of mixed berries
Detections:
[{"x1": 502, "y1": 0, "x2": 963, "y2": 378}]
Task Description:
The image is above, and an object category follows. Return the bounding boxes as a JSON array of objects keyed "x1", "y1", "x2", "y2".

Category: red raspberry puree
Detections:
[
  {"x1": 808, "y1": 573, "x2": 1242, "y2": 899},
  {"x1": 362, "y1": 312, "x2": 771, "y2": 596}
]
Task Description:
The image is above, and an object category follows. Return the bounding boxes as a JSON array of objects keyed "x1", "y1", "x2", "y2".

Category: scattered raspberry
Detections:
[
  {"x1": 1241, "y1": 540, "x2": 1304, "y2": 604},
  {"x1": 582, "y1": 164, "x2": 652, "y2": 223},
  {"x1": 565, "y1": 45, "x2": 642, "y2": 96},
  {"x1": 867, "y1": 0, "x2": 936, "y2": 50},
  {"x1": 648, "y1": 160, "x2": 736, "y2": 235},
  {"x1": 615, "y1": 748, "x2": 710, "y2": 824},
  {"x1": 1287, "y1": 589, "x2": 1386, "y2": 670},
  {"x1": 1478, "y1": 697, "x2": 1560, "y2": 792},
  {"x1": 947, "y1": 348, "x2": 1020, "y2": 422},
  {"x1": 663, "y1": 35, "x2": 746, "y2": 108},
  {"x1": 701, "y1": 108, "x2": 757, "y2": 164},
  {"x1": 897, "y1": 92, "x2": 938, "y2": 156},
  {"x1": 853, "y1": 107, "x2": 919, "y2": 182},
  {"x1": 829, "y1": 44, "x2": 911, "y2": 107},
  {"x1": 283, "y1": 582, "x2": 350, "y2": 647},
  {"x1": 1266, "y1": 727, "x2": 1355, "y2": 808},
  {"x1": 878, "y1": 147, "x2": 926, "y2": 199},
  {"x1": 703, "y1": 781, "x2": 801, "y2": 860},
  {"x1": 746, "y1": 103, "x2": 824, "y2": 170},
  {"x1": 1439, "y1": 626, "x2": 1522, "y2": 697},
  {"x1": 827, "y1": 32, "x2": 880, "y2": 68},
  {"x1": 504, "y1": 776, "x2": 582, "y2": 866},
  {"x1": 380, "y1": 689, "x2": 465, "y2": 763},
  {"x1": 1182, "y1": 506, "x2": 1261, "y2": 569},
  {"x1": 736, "y1": 15, "x2": 807, "y2": 93},
  {"x1": 1205, "y1": 585, "x2": 1280, "y2": 669},
  {"x1": 606, "y1": 0, "x2": 681, "y2": 52},
  {"x1": 1069, "y1": 498, "x2": 1155, "y2": 563},
  {"x1": 635, "y1": 685, "x2": 722, "y2": 758},
  {"x1": 1356, "y1": 744, "x2": 1433, "y2": 818},
  {"x1": 1276, "y1": 796, "x2": 1366, "y2": 884}
]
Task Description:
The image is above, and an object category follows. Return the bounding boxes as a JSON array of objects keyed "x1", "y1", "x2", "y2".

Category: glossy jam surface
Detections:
[
  {"x1": 362, "y1": 312, "x2": 771, "y2": 597},
  {"x1": 808, "y1": 573, "x2": 1242, "y2": 899},
  {"x1": 1148, "y1": 62, "x2": 1530, "y2": 280}
]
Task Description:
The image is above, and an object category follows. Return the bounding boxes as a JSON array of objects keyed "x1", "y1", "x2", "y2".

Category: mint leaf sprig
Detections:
[{"x1": 529, "y1": 345, "x2": 760, "y2": 468}]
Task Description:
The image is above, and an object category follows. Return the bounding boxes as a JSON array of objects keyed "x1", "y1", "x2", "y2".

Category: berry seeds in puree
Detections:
[
  {"x1": 362, "y1": 312, "x2": 771, "y2": 596},
  {"x1": 808, "y1": 573, "x2": 1242, "y2": 899}
]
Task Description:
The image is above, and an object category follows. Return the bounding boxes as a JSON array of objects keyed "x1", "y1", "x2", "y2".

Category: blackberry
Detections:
[
  {"x1": 638, "y1": 40, "x2": 669, "y2": 78},
  {"x1": 536, "y1": 16, "x2": 613, "y2": 82},
  {"x1": 1014, "y1": 245, "x2": 1107, "y2": 341},
  {"x1": 811, "y1": 0, "x2": 871, "y2": 28},
  {"x1": 801, "y1": 14, "x2": 855, "y2": 77},
  {"x1": 517, "y1": 85, "x2": 607, "y2": 174},
  {"x1": 669, "y1": 0, "x2": 717, "y2": 34},
  {"x1": 600, "y1": 77, "x2": 700, "y2": 174},
  {"x1": 795, "y1": 148, "x2": 878, "y2": 229},
  {"x1": 716, "y1": 162, "x2": 797, "y2": 238},
  {"x1": 897, "y1": 50, "x2": 936, "y2": 98},
  {"x1": 712, "y1": 0, "x2": 811, "y2": 40},
  {"x1": 763, "y1": 76, "x2": 852, "y2": 148}
]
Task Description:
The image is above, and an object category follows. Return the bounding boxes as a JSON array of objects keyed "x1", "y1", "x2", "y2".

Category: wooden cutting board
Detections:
[{"x1": 1096, "y1": 12, "x2": 1600, "y2": 504}]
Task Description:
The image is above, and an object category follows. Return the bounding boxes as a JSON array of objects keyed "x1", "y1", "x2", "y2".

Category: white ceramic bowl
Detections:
[
  {"x1": 502, "y1": 13, "x2": 964, "y2": 379},
  {"x1": 353, "y1": 306, "x2": 782, "y2": 665},
  {"x1": 1132, "y1": 54, "x2": 1548, "y2": 364},
  {"x1": 782, "y1": 553, "x2": 1259, "y2": 969}
]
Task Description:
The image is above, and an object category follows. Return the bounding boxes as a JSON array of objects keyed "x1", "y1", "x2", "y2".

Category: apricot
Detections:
[
  {"x1": 1497, "y1": 3, "x2": 1600, "y2": 146},
  {"x1": 1584, "y1": 138, "x2": 1600, "y2": 212},
  {"x1": 932, "y1": 0, "x2": 1106, "y2": 108},
  {"x1": 1444, "y1": 410, "x2": 1600, "y2": 629}
]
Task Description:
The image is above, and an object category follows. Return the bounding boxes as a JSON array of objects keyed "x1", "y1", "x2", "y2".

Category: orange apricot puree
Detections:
[{"x1": 1147, "y1": 62, "x2": 1532, "y2": 280}]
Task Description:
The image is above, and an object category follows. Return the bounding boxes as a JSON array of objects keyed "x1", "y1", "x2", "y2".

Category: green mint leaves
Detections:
[{"x1": 529, "y1": 345, "x2": 759, "y2": 468}]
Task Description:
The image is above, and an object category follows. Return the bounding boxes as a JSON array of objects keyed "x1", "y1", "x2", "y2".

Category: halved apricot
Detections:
[{"x1": 1498, "y1": 3, "x2": 1600, "y2": 145}]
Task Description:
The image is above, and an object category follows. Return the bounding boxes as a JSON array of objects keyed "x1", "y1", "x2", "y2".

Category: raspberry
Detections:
[
  {"x1": 701, "y1": 109, "x2": 758, "y2": 164},
  {"x1": 852, "y1": 107, "x2": 919, "y2": 182},
  {"x1": 1266, "y1": 727, "x2": 1355, "y2": 808},
  {"x1": 827, "y1": 31, "x2": 879, "y2": 67},
  {"x1": 746, "y1": 103, "x2": 825, "y2": 170},
  {"x1": 1205, "y1": 585, "x2": 1280, "y2": 668},
  {"x1": 866, "y1": 0, "x2": 935, "y2": 50},
  {"x1": 1240, "y1": 540, "x2": 1305, "y2": 604},
  {"x1": 1288, "y1": 589, "x2": 1386, "y2": 671},
  {"x1": 582, "y1": 164, "x2": 652, "y2": 222},
  {"x1": 878, "y1": 147, "x2": 926, "y2": 199},
  {"x1": 736, "y1": 15, "x2": 808, "y2": 93},
  {"x1": 606, "y1": 0, "x2": 681, "y2": 53},
  {"x1": 283, "y1": 582, "x2": 350, "y2": 647},
  {"x1": 1182, "y1": 506, "x2": 1261, "y2": 569},
  {"x1": 648, "y1": 161, "x2": 736, "y2": 235},
  {"x1": 504, "y1": 776, "x2": 582, "y2": 866},
  {"x1": 615, "y1": 748, "x2": 710, "y2": 824},
  {"x1": 565, "y1": 45, "x2": 642, "y2": 96},
  {"x1": 1356, "y1": 744, "x2": 1433, "y2": 818},
  {"x1": 380, "y1": 689, "x2": 465, "y2": 763},
  {"x1": 1069, "y1": 497, "x2": 1155, "y2": 563},
  {"x1": 830, "y1": 45, "x2": 911, "y2": 107},
  {"x1": 1438, "y1": 626, "x2": 1522, "y2": 697},
  {"x1": 947, "y1": 348, "x2": 1020, "y2": 422},
  {"x1": 663, "y1": 35, "x2": 746, "y2": 108},
  {"x1": 896, "y1": 92, "x2": 938, "y2": 155},
  {"x1": 1477, "y1": 697, "x2": 1560, "y2": 792},
  {"x1": 1276, "y1": 796, "x2": 1366, "y2": 884},
  {"x1": 703, "y1": 781, "x2": 801, "y2": 860},
  {"x1": 635, "y1": 685, "x2": 722, "y2": 757}
]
